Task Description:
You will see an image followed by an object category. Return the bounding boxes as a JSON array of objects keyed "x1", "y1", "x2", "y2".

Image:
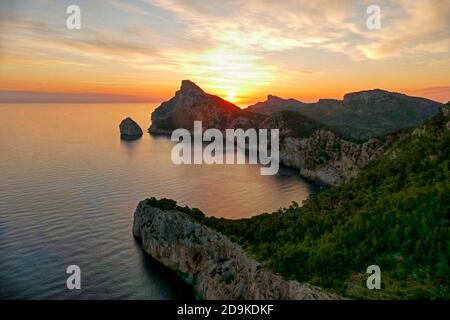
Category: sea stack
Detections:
[{"x1": 119, "y1": 117, "x2": 143, "y2": 140}]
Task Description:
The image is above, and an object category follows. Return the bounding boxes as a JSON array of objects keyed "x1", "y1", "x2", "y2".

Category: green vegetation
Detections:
[
  {"x1": 274, "y1": 110, "x2": 330, "y2": 138},
  {"x1": 146, "y1": 107, "x2": 449, "y2": 299},
  {"x1": 142, "y1": 197, "x2": 206, "y2": 222},
  {"x1": 198, "y1": 107, "x2": 450, "y2": 299}
]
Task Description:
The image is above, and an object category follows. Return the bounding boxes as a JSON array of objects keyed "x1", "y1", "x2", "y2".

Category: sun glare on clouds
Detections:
[
  {"x1": 175, "y1": 46, "x2": 275, "y2": 105},
  {"x1": 1, "y1": 0, "x2": 449, "y2": 104}
]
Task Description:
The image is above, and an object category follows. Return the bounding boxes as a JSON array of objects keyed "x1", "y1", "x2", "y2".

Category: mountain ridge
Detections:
[
  {"x1": 246, "y1": 88, "x2": 443, "y2": 140},
  {"x1": 148, "y1": 80, "x2": 442, "y2": 185}
]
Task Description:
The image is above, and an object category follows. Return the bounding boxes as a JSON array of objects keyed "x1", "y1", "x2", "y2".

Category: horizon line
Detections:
[
  {"x1": 0, "y1": 87, "x2": 448, "y2": 105},
  {"x1": 0, "y1": 90, "x2": 161, "y2": 104}
]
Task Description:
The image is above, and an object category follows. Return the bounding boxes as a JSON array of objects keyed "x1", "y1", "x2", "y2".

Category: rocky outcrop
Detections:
[
  {"x1": 279, "y1": 131, "x2": 397, "y2": 185},
  {"x1": 149, "y1": 80, "x2": 261, "y2": 134},
  {"x1": 119, "y1": 117, "x2": 143, "y2": 140},
  {"x1": 259, "y1": 111, "x2": 397, "y2": 185},
  {"x1": 132, "y1": 198, "x2": 339, "y2": 300}
]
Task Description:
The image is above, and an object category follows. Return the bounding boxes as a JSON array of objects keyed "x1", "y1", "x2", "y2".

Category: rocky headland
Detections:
[
  {"x1": 148, "y1": 80, "x2": 438, "y2": 185},
  {"x1": 149, "y1": 80, "x2": 262, "y2": 134},
  {"x1": 132, "y1": 198, "x2": 339, "y2": 300}
]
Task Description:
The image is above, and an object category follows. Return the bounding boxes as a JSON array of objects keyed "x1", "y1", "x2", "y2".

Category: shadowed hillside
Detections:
[{"x1": 247, "y1": 89, "x2": 443, "y2": 141}]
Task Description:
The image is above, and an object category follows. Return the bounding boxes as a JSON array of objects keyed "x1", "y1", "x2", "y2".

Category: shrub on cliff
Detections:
[{"x1": 144, "y1": 197, "x2": 205, "y2": 221}]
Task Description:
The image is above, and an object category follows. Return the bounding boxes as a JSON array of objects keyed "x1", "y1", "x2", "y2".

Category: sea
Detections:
[{"x1": 0, "y1": 103, "x2": 315, "y2": 299}]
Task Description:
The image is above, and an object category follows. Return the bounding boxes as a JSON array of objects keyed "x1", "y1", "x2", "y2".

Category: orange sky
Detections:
[{"x1": 0, "y1": 0, "x2": 449, "y2": 106}]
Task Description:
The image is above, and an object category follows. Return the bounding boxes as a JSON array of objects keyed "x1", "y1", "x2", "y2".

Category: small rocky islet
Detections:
[{"x1": 119, "y1": 117, "x2": 143, "y2": 140}]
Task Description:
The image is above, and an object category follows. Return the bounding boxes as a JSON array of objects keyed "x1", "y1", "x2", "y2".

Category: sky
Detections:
[{"x1": 0, "y1": 0, "x2": 449, "y2": 106}]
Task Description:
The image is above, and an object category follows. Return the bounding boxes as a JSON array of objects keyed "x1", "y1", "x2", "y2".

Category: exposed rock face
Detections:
[
  {"x1": 120, "y1": 117, "x2": 143, "y2": 140},
  {"x1": 147, "y1": 80, "x2": 404, "y2": 185},
  {"x1": 132, "y1": 198, "x2": 339, "y2": 300},
  {"x1": 149, "y1": 80, "x2": 261, "y2": 134},
  {"x1": 259, "y1": 111, "x2": 397, "y2": 185},
  {"x1": 247, "y1": 89, "x2": 443, "y2": 141},
  {"x1": 279, "y1": 131, "x2": 396, "y2": 185}
]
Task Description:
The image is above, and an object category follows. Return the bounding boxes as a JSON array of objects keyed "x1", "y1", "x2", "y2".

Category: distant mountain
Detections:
[
  {"x1": 246, "y1": 89, "x2": 443, "y2": 140},
  {"x1": 246, "y1": 95, "x2": 307, "y2": 114}
]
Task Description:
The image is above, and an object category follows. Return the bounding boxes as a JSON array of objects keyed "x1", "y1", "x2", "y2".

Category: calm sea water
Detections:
[{"x1": 0, "y1": 103, "x2": 314, "y2": 299}]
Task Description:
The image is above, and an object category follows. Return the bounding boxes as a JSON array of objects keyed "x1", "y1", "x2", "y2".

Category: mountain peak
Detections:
[
  {"x1": 267, "y1": 94, "x2": 284, "y2": 101},
  {"x1": 180, "y1": 80, "x2": 205, "y2": 95},
  {"x1": 343, "y1": 89, "x2": 393, "y2": 102}
]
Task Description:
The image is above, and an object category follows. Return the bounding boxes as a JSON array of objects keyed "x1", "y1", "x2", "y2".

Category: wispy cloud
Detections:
[
  {"x1": 149, "y1": 0, "x2": 450, "y2": 60},
  {"x1": 358, "y1": 0, "x2": 450, "y2": 59},
  {"x1": 405, "y1": 86, "x2": 450, "y2": 103},
  {"x1": 0, "y1": 0, "x2": 448, "y2": 103}
]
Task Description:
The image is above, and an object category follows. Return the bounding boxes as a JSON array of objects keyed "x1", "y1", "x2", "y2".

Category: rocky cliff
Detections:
[
  {"x1": 148, "y1": 80, "x2": 408, "y2": 185},
  {"x1": 279, "y1": 131, "x2": 397, "y2": 185},
  {"x1": 259, "y1": 110, "x2": 396, "y2": 185},
  {"x1": 132, "y1": 198, "x2": 339, "y2": 300},
  {"x1": 149, "y1": 80, "x2": 261, "y2": 134}
]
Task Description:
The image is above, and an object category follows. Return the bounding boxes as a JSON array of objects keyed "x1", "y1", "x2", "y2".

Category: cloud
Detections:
[
  {"x1": 109, "y1": 0, "x2": 153, "y2": 16},
  {"x1": 148, "y1": 0, "x2": 450, "y2": 60},
  {"x1": 3, "y1": 0, "x2": 448, "y2": 66},
  {"x1": 0, "y1": 0, "x2": 448, "y2": 104},
  {"x1": 405, "y1": 86, "x2": 450, "y2": 103},
  {"x1": 358, "y1": 0, "x2": 450, "y2": 59},
  {"x1": 149, "y1": 0, "x2": 357, "y2": 52},
  {"x1": 407, "y1": 86, "x2": 450, "y2": 97},
  {"x1": 0, "y1": 13, "x2": 165, "y2": 71}
]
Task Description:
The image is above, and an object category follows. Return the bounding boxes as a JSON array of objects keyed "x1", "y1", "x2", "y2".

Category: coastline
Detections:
[{"x1": 132, "y1": 198, "x2": 340, "y2": 300}]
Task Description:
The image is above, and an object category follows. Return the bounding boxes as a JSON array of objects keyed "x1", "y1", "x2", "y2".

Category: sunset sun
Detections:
[
  {"x1": 179, "y1": 47, "x2": 274, "y2": 106},
  {"x1": 226, "y1": 90, "x2": 236, "y2": 103}
]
